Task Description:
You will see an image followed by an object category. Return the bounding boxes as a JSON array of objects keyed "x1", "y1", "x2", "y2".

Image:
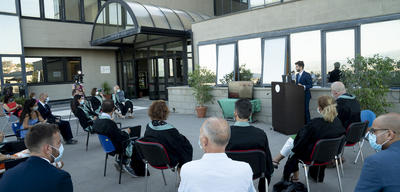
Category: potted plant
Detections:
[
  {"x1": 188, "y1": 66, "x2": 216, "y2": 118},
  {"x1": 101, "y1": 82, "x2": 112, "y2": 100}
]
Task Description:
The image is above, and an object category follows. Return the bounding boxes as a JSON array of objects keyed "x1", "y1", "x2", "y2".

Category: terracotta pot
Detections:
[{"x1": 195, "y1": 106, "x2": 208, "y2": 118}]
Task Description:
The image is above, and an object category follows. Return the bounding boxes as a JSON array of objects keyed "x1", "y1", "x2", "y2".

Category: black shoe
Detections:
[
  {"x1": 66, "y1": 139, "x2": 78, "y2": 144},
  {"x1": 123, "y1": 164, "x2": 139, "y2": 178}
]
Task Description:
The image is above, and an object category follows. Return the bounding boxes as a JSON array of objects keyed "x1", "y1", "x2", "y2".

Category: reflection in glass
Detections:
[
  {"x1": 238, "y1": 38, "x2": 261, "y2": 84},
  {"x1": 217, "y1": 44, "x2": 235, "y2": 84},
  {"x1": 2, "y1": 57, "x2": 22, "y2": 84},
  {"x1": 250, "y1": 0, "x2": 264, "y2": 7},
  {"x1": 0, "y1": 15, "x2": 22, "y2": 55},
  {"x1": 21, "y1": 0, "x2": 40, "y2": 17},
  {"x1": 361, "y1": 20, "x2": 400, "y2": 60},
  {"x1": 158, "y1": 58, "x2": 165, "y2": 78},
  {"x1": 159, "y1": 7, "x2": 184, "y2": 30},
  {"x1": 126, "y1": 2, "x2": 154, "y2": 27},
  {"x1": 46, "y1": 58, "x2": 64, "y2": 82},
  {"x1": 198, "y1": 44, "x2": 217, "y2": 74},
  {"x1": 263, "y1": 37, "x2": 286, "y2": 84},
  {"x1": 66, "y1": 59, "x2": 81, "y2": 81},
  {"x1": 26, "y1": 58, "x2": 44, "y2": 83},
  {"x1": 65, "y1": 0, "x2": 81, "y2": 21},
  {"x1": 0, "y1": 0, "x2": 16, "y2": 14},
  {"x1": 291, "y1": 30, "x2": 322, "y2": 86},
  {"x1": 326, "y1": 29, "x2": 354, "y2": 82},
  {"x1": 222, "y1": 0, "x2": 231, "y2": 14},
  {"x1": 143, "y1": 5, "x2": 169, "y2": 29},
  {"x1": 84, "y1": 0, "x2": 98, "y2": 22},
  {"x1": 44, "y1": 0, "x2": 61, "y2": 19}
]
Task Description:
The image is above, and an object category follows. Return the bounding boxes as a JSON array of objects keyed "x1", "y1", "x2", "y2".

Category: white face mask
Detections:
[
  {"x1": 198, "y1": 137, "x2": 203, "y2": 150},
  {"x1": 33, "y1": 106, "x2": 38, "y2": 111},
  {"x1": 45, "y1": 97, "x2": 50, "y2": 103},
  {"x1": 95, "y1": 91, "x2": 99, "y2": 95},
  {"x1": 50, "y1": 144, "x2": 64, "y2": 163},
  {"x1": 316, "y1": 108, "x2": 321, "y2": 115}
]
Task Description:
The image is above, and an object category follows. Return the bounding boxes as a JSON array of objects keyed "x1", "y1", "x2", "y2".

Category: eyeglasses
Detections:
[{"x1": 369, "y1": 128, "x2": 395, "y2": 134}]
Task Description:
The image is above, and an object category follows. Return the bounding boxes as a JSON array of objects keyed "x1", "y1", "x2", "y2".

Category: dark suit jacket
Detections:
[
  {"x1": 38, "y1": 102, "x2": 56, "y2": 123},
  {"x1": 336, "y1": 93, "x2": 361, "y2": 129},
  {"x1": 226, "y1": 125, "x2": 274, "y2": 182},
  {"x1": 93, "y1": 118, "x2": 129, "y2": 153},
  {"x1": 355, "y1": 141, "x2": 400, "y2": 192},
  {"x1": 296, "y1": 71, "x2": 313, "y2": 98},
  {"x1": 292, "y1": 117, "x2": 345, "y2": 161},
  {"x1": 0, "y1": 156, "x2": 73, "y2": 192}
]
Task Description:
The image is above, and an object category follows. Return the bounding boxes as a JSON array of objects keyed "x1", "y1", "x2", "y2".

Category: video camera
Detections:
[{"x1": 73, "y1": 71, "x2": 84, "y2": 84}]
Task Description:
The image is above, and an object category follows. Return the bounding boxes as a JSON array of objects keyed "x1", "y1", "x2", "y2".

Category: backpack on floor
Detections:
[{"x1": 273, "y1": 180, "x2": 308, "y2": 192}]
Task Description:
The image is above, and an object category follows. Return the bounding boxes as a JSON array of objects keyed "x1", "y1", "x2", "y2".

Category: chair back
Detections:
[
  {"x1": 11, "y1": 122, "x2": 27, "y2": 139},
  {"x1": 127, "y1": 125, "x2": 141, "y2": 138},
  {"x1": 135, "y1": 140, "x2": 170, "y2": 169},
  {"x1": 226, "y1": 149, "x2": 267, "y2": 179},
  {"x1": 310, "y1": 135, "x2": 346, "y2": 163},
  {"x1": 98, "y1": 134, "x2": 116, "y2": 153},
  {"x1": 346, "y1": 122, "x2": 369, "y2": 143},
  {"x1": 361, "y1": 110, "x2": 376, "y2": 128}
]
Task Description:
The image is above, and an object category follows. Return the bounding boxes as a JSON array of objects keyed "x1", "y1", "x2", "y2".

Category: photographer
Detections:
[{"x1": 90, "y1": 88, "x2": 105, "y2": 115}]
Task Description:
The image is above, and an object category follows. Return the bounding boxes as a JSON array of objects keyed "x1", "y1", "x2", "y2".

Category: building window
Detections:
[
  {"x1": 238, "y1": 38, "x2": 261, "y2": 84},
  {"x1": 44, "y1": 0, "x2": 61, "y2": 20},
  {"x1": 65, "y1": 0, "x2": 81, "y2": 21},
  {"x1": 217, "y1": 43, "x2": 236, "y2": 85},
  {"x1": 0, "y1": 0, "x2": 16, "y2": 14},
  {"x1": 361, "y1": 19, "x2": 400, "y2": 60},
  {"x1": 25, "y1": 58, "x2": 44, "y2": 83},
  {"x1": 198, "y1": 44, "x2": 217, "y2": 75},
  {"x1": 25, "y1": 57, "x2": 81, "y2": 84},
  {"x1": 263, "y1": 37, "x2": 286, "y2": 84},
  {"x1": 215, "y1": 0, "x2": 248, "y2": 16},
  {"x1": 20, "y1": 0, "x2": 40, "y2": 18},
  {"x1": 0, "y1": 15, "x2": 22, "y2": 55},
  {"x1": 291, "y1": 30, "x2": 322, "y2": 86},
  {"x1": 84, "y1": 0, "x2": 99, "y2": 22},
  {"x1": 2, "y1": 57, "x2": 22, "y2": 84}
]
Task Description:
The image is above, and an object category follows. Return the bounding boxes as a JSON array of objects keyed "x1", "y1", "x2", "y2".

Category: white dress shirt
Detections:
[{"x1": 178, "y1": 153, "x2": 256, "y2": 192}]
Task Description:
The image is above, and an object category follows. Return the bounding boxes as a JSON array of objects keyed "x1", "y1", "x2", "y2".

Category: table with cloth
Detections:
[{"x1": 217, "y1": 98, "x2": 261, "y2": 122}]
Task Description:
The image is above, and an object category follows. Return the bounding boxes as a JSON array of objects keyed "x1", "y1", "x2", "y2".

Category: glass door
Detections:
[{"x1": 148, "y1": 57, "x2": 167, "y2": 100}]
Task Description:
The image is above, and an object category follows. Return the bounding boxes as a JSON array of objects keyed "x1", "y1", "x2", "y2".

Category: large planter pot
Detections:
[{"x1": 196, "y1": 106, "x2": 208, "y2": 118}]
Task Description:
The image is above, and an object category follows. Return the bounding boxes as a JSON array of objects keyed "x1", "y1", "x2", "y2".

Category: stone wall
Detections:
[{"x1": 168, "y1": 86, "x2": 400, "y2": 123}]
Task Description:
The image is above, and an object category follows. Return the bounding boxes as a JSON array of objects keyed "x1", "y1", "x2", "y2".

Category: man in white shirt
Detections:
[{"x1": 179, "y1": 117, "x2": 256, "y2": 192}]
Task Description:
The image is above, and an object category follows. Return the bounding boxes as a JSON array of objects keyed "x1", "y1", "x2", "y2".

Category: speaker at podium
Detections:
[{"x1": 271, "y1": 80, "x2": 305, "y2": 135}]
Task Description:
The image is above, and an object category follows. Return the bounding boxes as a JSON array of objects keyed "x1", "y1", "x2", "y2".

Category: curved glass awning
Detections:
[{"x1": 91, "y1": 0, "x2": 210, "y2": 46}]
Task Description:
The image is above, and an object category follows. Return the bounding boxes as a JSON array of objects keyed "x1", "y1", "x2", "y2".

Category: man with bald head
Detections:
[
  {"x1": 179, "y1": 117, "x2": 256, "y2": 192},
  {"x1": 330, "y1": 81, "x2": 361, "y2": 129},
  {"x1": 355, "y1": 113, "x2": 400, "y2": 192}
]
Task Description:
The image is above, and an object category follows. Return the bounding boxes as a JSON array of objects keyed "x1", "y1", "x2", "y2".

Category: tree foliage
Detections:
[
  {"x1": 341, "y1": 55, "x2": 399, "y2": 115},
  {"x1": 219, "y1": 64, "x2": 253, "y2": 84},
  {"x1": 188, "y1": 66, "x2": 216, "y2": 106}
]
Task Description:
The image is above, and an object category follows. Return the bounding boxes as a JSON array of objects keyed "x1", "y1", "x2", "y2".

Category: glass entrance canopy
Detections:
[{"x1": 91, "y1": 0, "x2": 210, "y2": 46}]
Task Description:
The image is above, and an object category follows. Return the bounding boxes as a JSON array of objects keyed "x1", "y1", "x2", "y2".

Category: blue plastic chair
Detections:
[
  {"x1": 97, "y1": 134, "x2": 123, "y2": 184},
  {"x1": 11, "y1": 122, "x2": 28, "y2": 140},
  {"x1": 361, "y1": 110, "x2": 376, "y2": 128}
]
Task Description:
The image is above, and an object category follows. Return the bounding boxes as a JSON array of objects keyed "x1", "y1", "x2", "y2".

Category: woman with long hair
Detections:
[
  {"x1": 272, "y1": 95, "x2": 345, "y2": 182},
  {"x1": 71, "y1": 95, "x2": 97, "y2": 132},
  {"x1": 19, "y1": 99, "x2": 46, "y2": 129}
]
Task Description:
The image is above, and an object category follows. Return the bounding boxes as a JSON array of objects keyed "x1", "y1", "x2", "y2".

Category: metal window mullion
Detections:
[
  {"x1": 63, "y1": 58, "x2": 68, "y2": 82},
  {"x1": 43, "y1": 58, "x2": 48, "y2": 83},
  {"x1": 355, "y1": 26, "x2": 361, "y2": 57},
  {"x1": 61, "y1": 0, "x2": 65, "y2": 21},
  {"x1": 182, "y1": 39, "x2": 188, "y2": 85},
  {"x1": 80, "y1": 0, "x2": 85, "y2": 23},
  {"x1": 260, "y1": 38, "x2": 265, "y2": 85},
  {"x1": 321, "y1": 30, "x2": 327, "y2": 87},
  {"x1": 0, "y1": 58, "x2": 3, "y2": 87},
  {"x1": 234, "y1": 42, "x2": 238, "y2": 81}
]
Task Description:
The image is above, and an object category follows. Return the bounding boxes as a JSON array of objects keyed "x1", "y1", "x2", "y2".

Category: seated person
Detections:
[
  {"x1": 226, "y1": 99, "x2": 274, "y2": 192},
  {"x1": 355, "y1": 113, "x2": 400, "y2": 192},
  {"x1": 71, "y1": 95, "x2": 98, "y2": 132},
  {"x1": 113, "y1": 85, "x2": 134, "y2": 118},
  {"x1": 93, "y1": 100, "x2": 145, "y2": 177},
  {"x1": 273, "y1": 96, "x2": 345, "y2": 182},
  {"x1": 0, "y1": 123, "x2": 73, "y2": 192},
  {"x1": 142, "y1": 100, "x2": 192, "y2": 169},
  {"x1": 20, "y1": 99, "x2": 46, "y2": 130},
  {"x1": 29, "y1": 92, "x2": 36, "y2": 100},
  {"x1": 89, "y1": 88, "x2": 104, "y2": 114},
  {"x1": 0, "y1": 132, "x2": 26, "y2": 174},
  {"x1": 331, "y1": 81, "x2": 361, "y2": 129},
  {"x1": 2, "y1": 95, "x2": 22, "y2": 118},
  {"x1": 328, "y1": 62, "x2": 341, "y2": 83},
  {"x1": 179, "y1": 117, "x2": 256, "y2": 192},
  {"x1": 38, "y1": 93, "x2": 77, "y2": 145}
]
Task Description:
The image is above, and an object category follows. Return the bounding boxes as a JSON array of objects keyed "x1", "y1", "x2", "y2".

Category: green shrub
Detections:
[{"x1": 188, "y1": 66, "x2": 216, "y2": 106}]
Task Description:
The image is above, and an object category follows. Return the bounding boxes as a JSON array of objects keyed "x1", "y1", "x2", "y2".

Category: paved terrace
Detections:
[{"x1": 4, "y1": 98, "x2": 375, "y2": 192}]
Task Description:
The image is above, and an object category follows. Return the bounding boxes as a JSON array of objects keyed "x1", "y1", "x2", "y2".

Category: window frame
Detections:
[
  {"x1": 216, "y1": 42, "x2": 237, "y2": 86},
  {"x1": 261, "y1": 35, "x2": 289, "y2": 86},
  {"x1": 25, "y1": 56, "x2": 82, "y2": 85}
]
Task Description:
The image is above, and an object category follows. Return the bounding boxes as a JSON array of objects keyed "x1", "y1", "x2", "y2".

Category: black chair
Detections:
[
  {"x1": 135, "y1": 140, "x2": 178, "y2": 192},
  {"x1": 344, "y1": 122, "x2": 369, "y2": 163},
  {"x1": 73, "y1": 111, "x2": 93, "y2": 151},
  {"x1": 299, "y1": 135, "x2": 346, "y2": 192},
  {"x1": 226, "y1": 149, "x2": 269, "y2": 191}
]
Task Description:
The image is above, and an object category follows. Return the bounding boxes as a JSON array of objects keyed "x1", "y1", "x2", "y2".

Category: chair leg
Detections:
[
  {"x1": 354, "y1": 141, "x2": 363, "y2": 164},
  {"x1": 265, "y1": 177, "x2": 269, "y2": 192},
  {"x1": 76, "y1": 119, "x2": 79, "y2": 136},
  {"x1": 339, "y1": 153, "x2": 344, "y2": 177},
  {"x1": 335, "y1": 156, "x2": 344, "y2": 192},
  {"x1": 161, "y1": 169, "x2": 167, "y2": 186},
  {"x1": 119, "y1": 155, "x2": 123, "y2": 184},
  {"x1": 85, "y1": 131, "x2": 89, "y2": 151},
  {"x1": 104, "y1": 153, "x2": 108, "y2": 177},
  {"x1": 145, "y1": 163, "x2": 149, "y2": 192},
  {"x1": 302, "y1": 163, "x2": 310, "y2": 192},
  {"x1": 175, "y1": 166, "x2": 179, "y2": 188}
]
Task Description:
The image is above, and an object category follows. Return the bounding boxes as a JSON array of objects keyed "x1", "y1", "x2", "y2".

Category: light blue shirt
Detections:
[{"x1": 234, "y1": 121, "x2": 251, "y2": 127}]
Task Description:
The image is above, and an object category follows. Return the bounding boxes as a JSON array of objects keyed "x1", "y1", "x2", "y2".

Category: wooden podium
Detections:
[{"x1": 271, "y1": 82, "x2": 305, "y2": 135}]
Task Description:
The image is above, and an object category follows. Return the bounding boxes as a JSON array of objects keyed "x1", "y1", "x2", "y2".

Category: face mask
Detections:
[
  {"x1": 32, "y1": 97, "x2": 36, "y2": 99},
  {"x1": 95, "y1": 91, "x2": 99, "y2": 95},
  {"x1": 316, "y1": 108, "x2": 321, "y2": 115},
  {"x1": 50, "y1": 144, "x2": 64, "y2": 162},
  {"x1": 198, "y1": 138, "x2": 203, "y2": 150},
  {"x1": 45, "y1": 97, "x2": 50, "y2": 103},
  {"x1": 33, "y1": 106, "x2": 38, "y2": 111},
  {"x1": 79, "y1": 100, "x2": 85, "y2": 105},
  {"x1": 117, "y1": 89, "x2": 121, "y2": 93},
  {"x1": 368, "y1": 131, "x2": 390, "y2": 152}
]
